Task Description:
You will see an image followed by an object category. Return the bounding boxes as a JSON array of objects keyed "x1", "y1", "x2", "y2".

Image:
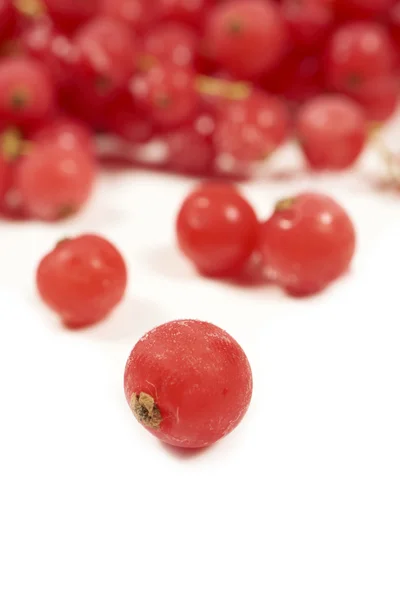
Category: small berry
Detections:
[
  {"x1": 326, "y1": 23, "x2": 395, "y2": 95},
  {"x1": 141, "y1": 22, "x2": 198, "y2": 69},
  {"x1": 204, "y1": 0, "x2": 287, "y2": 78},
  {"x1": 296, "y1": 94, "x2": 367, "y2": 170},
  {"x1": 124, "y1": 319, "x2": 253, "y2": 449},
  {"x1": 0, "y1": 57, "x2": 54, "y2": 127},
  {"x1": 43, "y1": 0, "x2": 100, "y2": 32},
  {"x1": 164, "y1": 124, "x2": 215, "y2": 176},
  {"x1": 37, "y1": 234, "x2": 128, "y2": 329},
  {"x1": 15, "y1": 142, "x2": 96, "y2": 221},
  {"x1": 259, "y1": 192, "x2": 356, "y2": 296},
  {"x1": 74, "y1": 16, "x2": 136, "y2": 96},
  {"x1": 101, "y1": 0, "x2": 155, "y2": 32},
  {"x1": 282, "y1": 0, "x2": 333, "y2": 49},
  {"x1": 177, "y1": 182, "x2": 258, "y2": 277},
  {"x1": 31, "y1": 118, "x2": 95, "y2": 156},
  {"x1": 155, "y1": 0, "x2": 209, "y2": 28},
  {"x1": 132, "y1": 65, "x2": 198, "y2": 129},
  {"x1": 213, "y1": 91, "x2": 290, "y2": 166}
]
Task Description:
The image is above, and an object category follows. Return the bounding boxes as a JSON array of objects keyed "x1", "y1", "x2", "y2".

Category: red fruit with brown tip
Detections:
[{"x1": 124, "y1": 319, "x2": 253, "y2": 449}]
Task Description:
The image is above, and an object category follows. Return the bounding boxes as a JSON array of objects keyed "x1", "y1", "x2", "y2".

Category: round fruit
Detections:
[
  {"x1": 177, "y1": 182, "x2": 259, "y2": 277},
  {"x1": 204, "y1": 0, "x2": 287, "y2": 78},
  {"x1": 0, "y1": 57, "x2": 54, "y2": 127},
  {"x1": 43, "y1": 0, "x2": 99, "y2": 31},
  {"x1": 124, "y1": 319, "x2": 253, "y2": 449},
  {"x1": 296, "y1": 94, "x2": 367, "y2": 170},
  {"x1": 37, "y1": 234, "x2": 127, "y2": 329},
  {"x1": 259, "y1": 192, "x2": 356, "y2": 296},
  {"x1": 15, "y1": 142, "x2": 96, "y2": 221}
]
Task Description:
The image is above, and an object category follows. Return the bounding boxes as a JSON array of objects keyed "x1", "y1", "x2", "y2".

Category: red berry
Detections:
[
  {"x1": 74, "y1": 16, "x2": 136, "y2": 95},
  {"x1": 296, "y1": 94, "x2": 367, "y2": 170},
  {"x1": 124, "y1": 319, "x2": 253, "y2": 449},
  {"x1": 177, "y1": 182, "x2": 258, "y2": 277},
  {"x1": 325, "y1": 22, "x2": 395, "y2": 94},
  {"x1": 101, "y1": 0, "x2": 155, "y2": 32},
  {"x1": 155, "y1": 0, "x2": 209, "y2": 27},
  {"x1": 388, "y1": 3, "x2": 400, "y2": 50},
  {"x1": 355, "y1": 75, "x2": 399, "y2": 122},
  {"x1": 0, "y1": 0, "x2": 16, "y2": 39},
  {"x1": 37, "y1": 234, "x2": 127, "y2": 329},
  {"x1": 334, "y1": 0, "x2": 395, "y2": 19},
  {"x1": 142, "y1": 22, "x2": 198, "y2": 68},
  {"x1": 20, "y1": 18, "x2": 78, "y2": 87},
  {"x1": 282, "y1": 0, "x2": 333, "y2": 49},
  {"x1": 164, "y1": 120, "x2": 215, "y2": 176},
  {"x1": 0, "y1": 57, "x2": 54, "y2": 128},
  {"x1": 131, "y1": 65, "x2": 198, "y2": 128},
  {"x1": 102, "y1": 90, "x2": 155, "y2": 144},
  {"x1": 213, "y1": 91, "x2": 290, "y2": 166},
  {"x1": 15, "y1": 143, "x2": 96, "y2": 221},
  {"x1": 31, "y1": 118, "x2": 95, "y2": 156},
  {"x1": 259, "y1": 192, "x2": 356, "y2": 296},
  {"x1": 263, "y1": 52, "x2": 324, "y2": 105},
  {"x1": 204, "y1": 0, "x2": 287, "y2": 78},
  {"x1": 43, "y1": 0, "x2": 100, "y2": 32}
]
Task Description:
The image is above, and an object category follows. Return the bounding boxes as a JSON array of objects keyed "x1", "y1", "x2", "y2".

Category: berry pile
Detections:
[
  {"x1": 0, "y1": 0, "x2": 399, "y2": 219},
  {"x1": 0, "y1": 1, "x2": 394, "y2": 449}
]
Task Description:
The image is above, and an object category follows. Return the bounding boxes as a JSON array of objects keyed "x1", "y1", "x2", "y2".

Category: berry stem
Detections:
[{"x1": 195, "y1": 75, "x2": 251, "y2": 101}]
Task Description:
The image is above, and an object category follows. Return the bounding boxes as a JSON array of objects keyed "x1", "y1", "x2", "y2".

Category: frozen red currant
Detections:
[
  {"x1": 204, "y1": 0, "x2": 287, "y2": 78},
  {"x1": 132, "y1": 65, "x2": 198, "y2": 128},
  {"x1": 43, "y1": 0, "x2": 100, "y2": 32},
  {"x1": 15, "y1": 142, "x2": 96, "y2": 221},
  {"x1": 124, "y1": 319, "x2": 253, "y2": 449},
  {"x1": 325, "y1": 22, "x2": 395, "y2": 94},
  {"x1": 0, "y1": 57, "x2": 54, "y2": 128},
  {"x1": 282, "y1": 0, "x2": 333, "y2": 49},
  {"x1": 213, "y1": 90, "x2": 290, "y2": 166},
  {"x1": 74, "y1": 16, "x2": 136, "y2": 96},
  {"x1": 259, "y1": 192, "x2": 356, "y2": 296},
  {"x1": 101, "y1": 0, "x2": 155, "y2": 32},
  {"x1": 141, "y1": 22, "x2": 198, "y2": 69},
  {"x1": 296, "y1": 94, "x2": 367, "y2": 170},
  {"x1": 177, "y1": 182, "x2": 258, "y2": 277},
  {"x1": 37, "y1": 234, "x2": 127, "y2": 329},
  {"x1": 31, "y1": 118, "x2": 95, "y2": 156}
]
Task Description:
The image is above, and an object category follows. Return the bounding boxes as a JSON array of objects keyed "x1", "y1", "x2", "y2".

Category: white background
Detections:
[{"x1": 0, "y1": 135, "x2": 400, "y2": 599}]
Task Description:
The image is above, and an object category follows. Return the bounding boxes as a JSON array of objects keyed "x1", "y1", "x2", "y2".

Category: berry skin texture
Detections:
[
  {"x1": 15, "y1": 143, "x2": 96, "y2": 222},
  {"x1": 205, "y1": 0, "x2": 287, "y2": 79},
  {"x1": 214, "y1": 91, "x2": 290, "y2": 165},
  {"x1": 282, "y1": 0, "x2": 333, "y2": 49},
  {"x1": 176, "y1": 183, "x2": 258, "y2": 277},
  {"x1": 31, "y1": 118, "x2": 95, "y2": 156},
  {"x1": 142, "y1": 22, "x2": 198, "y2": 69},
  {"x1": 37, "y1": 235, "x2": 128, "y2": 329},
  {"x1": 0, "y1": 58, "x2": 54, "y2": 128},
  {"x1": 259, "y1": 192, "x2": 356, "y2": 296},
  {"x1": 124, "y1": 320, "x2": 253, "y2": 449},
  {"x1": 43, "y1": 0, "x2": 100, "y2": 31},
  {"x1": 296, "y1": 95, "x2": 367, "y2": 170}
]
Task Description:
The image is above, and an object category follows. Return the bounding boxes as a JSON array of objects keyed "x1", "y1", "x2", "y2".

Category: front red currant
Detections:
[
  {"x1": 37, "y1": 234, "x2": 128, "y2": 329},
  {"x1": 124, "y1": 319, "x2": 253, "y2": 449},
  {"x1": 259, "y1": 192, "x2": 356, "y2": 296}
]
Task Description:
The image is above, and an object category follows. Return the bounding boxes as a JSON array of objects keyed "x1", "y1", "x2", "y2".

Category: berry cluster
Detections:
[
  {"x1": 0, "y1": 0, "x2": 392, "y2": 449},
  {"x1": 0, "y1": 0, "x2": 399, "y2": 220}
]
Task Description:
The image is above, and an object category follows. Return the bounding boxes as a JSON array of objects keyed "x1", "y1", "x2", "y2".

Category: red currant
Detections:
[
  {"x1": 74, "y1": 16, "x2": 136, "y2": 96},
  {"x1": 31, "y1": 118, "x2": 95, "y2": 156},
  {"x1": 141, "y1": 22, "x2": 198, "y2": 69},
  {"x1": 15, "y1": 142, "x2": 96, "y2": 221},
  {"x1": 43, "y1": 0, "x2": 100, "y2": 32},
  {"x1": 325, "y1": 22, "x2": 395, "y2": 94},
  {"x1": 37, "y1": 234, "x2": 128, "y2": 329},
  {"x1": 204, "y1": 0, "x2": 287, "y2": 79},
  {"x1": 334, "y1": 0, "x2": 395, "y2": 19},
  {"x1": 164, "y1": 125, "x2": 215, "y2": 175},
  {"x1": 101, "y1": 0, "x2": 155, "y2": 32},
  {"x1": 263, "y1": 52, "x2": 324, "y2": 105},
  {"x1": 0, "y1": 0, "x2": 16, "y2": 39},
  {"x1": 155, "y1": 0, "x2": 209, "y2": 28},
  {"x1": 20, "y1": 18, "x2": 78, "y2": 87},
  {"x1": 124, "y1": 319, "x2": 253, "y2": 449},
  {"x1": 296, "y1": 94, "x2": 367, "y2": 170},
  {"x1": 131, "y1": 65, "x2": 198, "y2": 129},
  {"x1": 0, "y1": 57, "x2": 54, "y2": 128},
  {"x1": 213, "y1": 90, "x2": 290, "y2": 166},
  {"x1": 177, "y1": 182, "x2": 258, "y2": 277},
  {"x1": 282, "y1": 0, "x2": 333, "y2": 49},
  {"x1": 259, "y1": 192, "x2": 356, "y2": 296},
  {"x1": 102, "y1": 90, "x2": 155, "y2": 144},
  {"x1": 355, "y1": 75, "x2": 399, "y2": 122}
]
